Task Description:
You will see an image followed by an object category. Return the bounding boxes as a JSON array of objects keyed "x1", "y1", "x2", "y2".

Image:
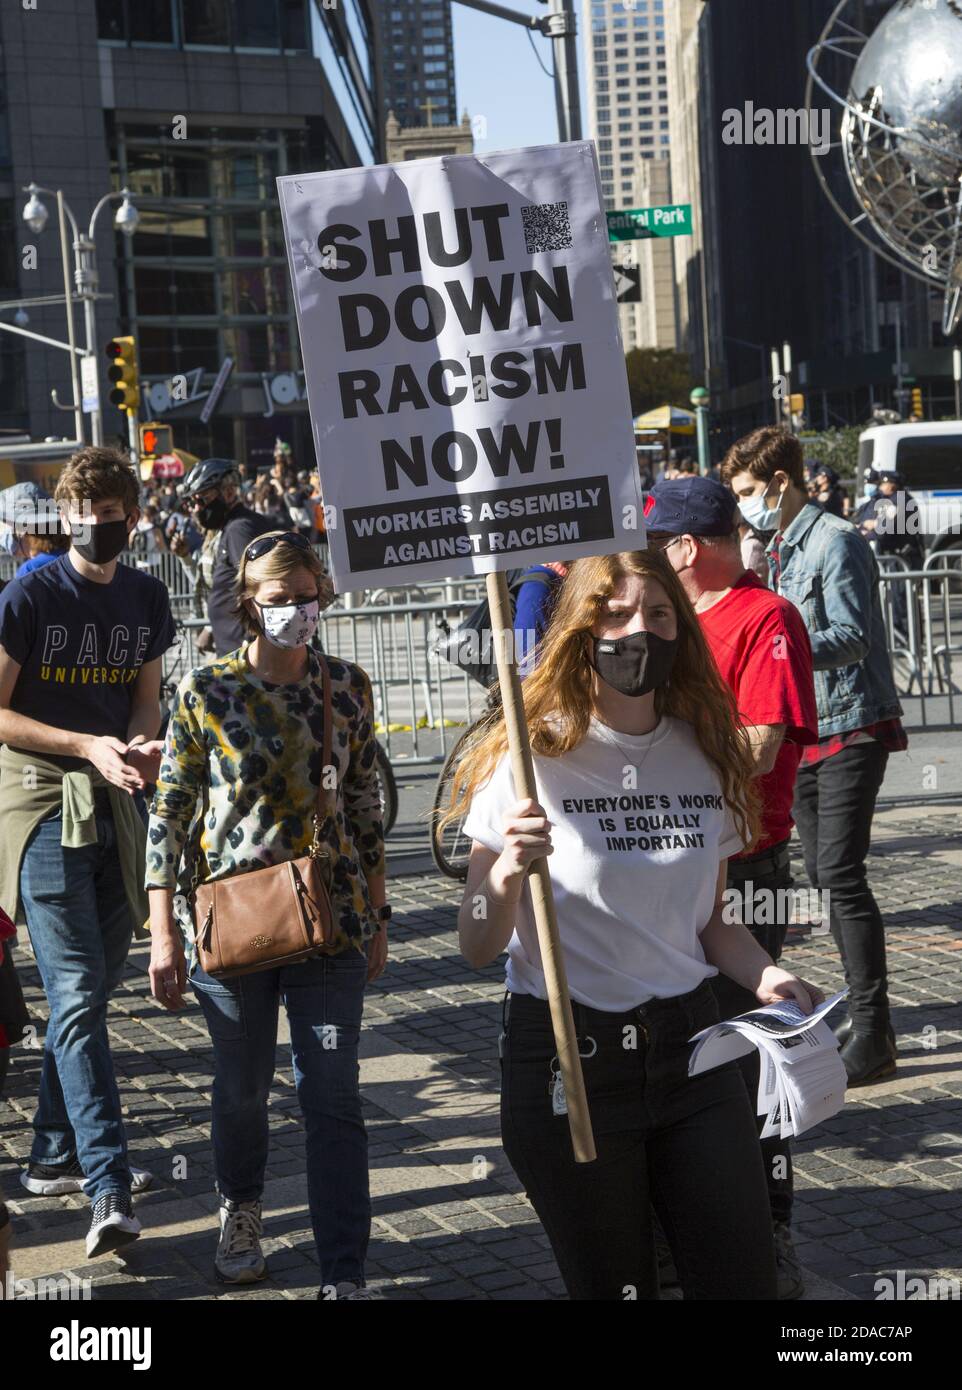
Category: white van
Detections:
[{"x1": 857, "y1": 422, "x2": 962, "y2": 553}]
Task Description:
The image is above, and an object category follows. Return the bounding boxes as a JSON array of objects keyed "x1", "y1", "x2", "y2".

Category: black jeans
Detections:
[
  {"x1": 499, "y1": 981, "x2": 777, "y2": 1301},
  {"x1": 710, "y1": 839, "x2": 793, "y2": 1227},
  {"x1": 792, "y1": 740, "x2": 890, "y2": 1031}
]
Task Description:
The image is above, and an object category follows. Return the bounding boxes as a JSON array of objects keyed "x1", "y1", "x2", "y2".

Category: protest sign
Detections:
[{"x1": 277, "y1": 141, "x2": 643, "y2": 593}]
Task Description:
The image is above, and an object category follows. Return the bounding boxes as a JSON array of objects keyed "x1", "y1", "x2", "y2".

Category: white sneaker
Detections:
[
  {"x1": 86, "y1": 1192, "x2": 141, "y2": 1259},
  {"x1": 22, "y1": 1158, "x2": 153, "y2": 1197},
  {"x1": 215, "y1": 1199, "x2": 266, "y2": 1284}
]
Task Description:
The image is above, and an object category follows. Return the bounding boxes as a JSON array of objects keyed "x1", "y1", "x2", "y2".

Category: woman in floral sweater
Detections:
[{"x1": 145, "y1": 531, "x2": 387, "y2": 1298}]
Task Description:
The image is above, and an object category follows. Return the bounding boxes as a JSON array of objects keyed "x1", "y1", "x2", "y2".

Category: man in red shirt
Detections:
[{"x1": 647, "y1": 476, "x2": 818, "y2": 1300}]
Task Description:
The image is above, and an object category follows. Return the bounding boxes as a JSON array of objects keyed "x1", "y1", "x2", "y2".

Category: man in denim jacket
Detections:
[{"x1": 722, "y1": 428, "x2": 904, "y2": 1087}]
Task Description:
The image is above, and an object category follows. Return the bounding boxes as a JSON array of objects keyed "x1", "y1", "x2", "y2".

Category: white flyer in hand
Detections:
[{"x1": 688, "y1": 992, "x2": 849, "y2": 1139}]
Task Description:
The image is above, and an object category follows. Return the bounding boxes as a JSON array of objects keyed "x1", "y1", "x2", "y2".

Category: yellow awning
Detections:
[{"x1": 633, "y1": 404, "x2": 697, "y2": 434}]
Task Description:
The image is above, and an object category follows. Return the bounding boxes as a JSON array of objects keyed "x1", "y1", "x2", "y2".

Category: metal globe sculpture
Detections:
[{"x1": 807, "y1": 0, "x2": 962, "y2": 334}]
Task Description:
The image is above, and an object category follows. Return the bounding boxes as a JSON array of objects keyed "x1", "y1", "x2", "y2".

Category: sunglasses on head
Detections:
[{"x1": 244, "y1": 531, "x2": 313, "y2": 563}]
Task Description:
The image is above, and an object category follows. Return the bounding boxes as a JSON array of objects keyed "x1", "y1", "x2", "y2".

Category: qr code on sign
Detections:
[{"x1": 521, "y1": 200, "x2": 573, "y2": 254}]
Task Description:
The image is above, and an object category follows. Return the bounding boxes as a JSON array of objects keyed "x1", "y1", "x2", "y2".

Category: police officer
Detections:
[
  {"x1": 180, "y1": 458, "x2": 273, "y2": 656},
  {"x1": 812, "y1": 463, "x2": 846, "y2": 518},
  {"x1": 855, "y1": 470, "x2": 921, "y2": 553},
  {"x1": 855, "y1": 470, "x2": 923, "y2": 639}
]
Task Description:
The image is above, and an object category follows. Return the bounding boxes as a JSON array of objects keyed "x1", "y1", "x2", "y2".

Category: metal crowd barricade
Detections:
[
  {"x1": 317, "y1": 596, "x2": 489, "y2": 763},
  {"x1": 922, "y1": 550, "x2": 962, "y2": 704},
  {"x1": 120, "y1": 550, "x2": 200, "y2": 614},
  {"x1": 878, "y1": 556, "x2": 962, "y2": 727}
]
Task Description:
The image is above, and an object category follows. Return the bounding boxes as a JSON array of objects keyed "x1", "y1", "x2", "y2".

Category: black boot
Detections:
[
  {"x1": 834, "y1": 1015, "x2": 896, "y2": 1051},
  {"x1": 840, "y1": 1028, "x2": 897, "y2": 1087},
  {"x1": 833, "y1": 1015, "x2": 852, "y2": 1046}
]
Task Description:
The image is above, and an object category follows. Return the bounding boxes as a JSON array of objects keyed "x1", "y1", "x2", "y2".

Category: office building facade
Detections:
[
  {"x1": 0, "y1": 0, "x2": 380, "y2": 465},
  {"x1": 665, "y1": 0, "x2": 705, "y2": 372},
  {"x1": 382, "y1": 0, "x2": 457, "y2": 131},
  {"x1": 629, "y1": 155, "x2": 677, "y2": 350},
  {"x1": 583, "y1": 0, "x2": 671, "y2": 353}
]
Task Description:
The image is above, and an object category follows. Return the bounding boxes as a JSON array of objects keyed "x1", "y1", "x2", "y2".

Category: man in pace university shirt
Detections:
[
  {"x1": 647, "y1": 475, "x2": 818, "y2": 1302},
  {"x1": 0, "y1": 447, "x2": 175, "y2": 1262}
]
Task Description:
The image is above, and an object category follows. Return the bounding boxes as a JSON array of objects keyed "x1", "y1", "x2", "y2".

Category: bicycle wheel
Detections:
[
  {"x1": 430, "y1": 729, "x2": 474, "y2": 881},
  {"x1": 375, "y1": 741, "x2": 398, "y2": 837}
]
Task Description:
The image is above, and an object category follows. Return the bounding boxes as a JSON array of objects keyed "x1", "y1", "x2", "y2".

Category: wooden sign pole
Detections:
[{"x1": 486, "y1": 571, "x2": 596, "y2": 1164}]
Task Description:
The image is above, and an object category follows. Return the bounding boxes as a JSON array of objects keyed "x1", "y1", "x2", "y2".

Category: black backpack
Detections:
[{"x1": 434, "y1": 568, "x2": 555, "y2": 689}]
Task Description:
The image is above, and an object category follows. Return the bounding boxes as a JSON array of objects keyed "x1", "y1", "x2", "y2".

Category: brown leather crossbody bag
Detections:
[{"x1": 190, "y1": 656, "x2": 336, "y2": 979}]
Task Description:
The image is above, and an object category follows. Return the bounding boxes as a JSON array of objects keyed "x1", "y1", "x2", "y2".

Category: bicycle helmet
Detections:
[{"x1": 182, "y1": 457, "x2": 239, "y2": 497}]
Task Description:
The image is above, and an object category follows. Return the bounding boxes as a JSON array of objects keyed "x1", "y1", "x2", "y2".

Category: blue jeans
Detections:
[
  {"x1": 190, "y1": 946, "x2": 371, "y2": 1287},
  {"x1": 20, "y1": 811, "x2": 134, "y2": 1202}
]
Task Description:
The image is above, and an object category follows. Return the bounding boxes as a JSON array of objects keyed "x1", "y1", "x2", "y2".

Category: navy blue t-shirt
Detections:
[{"x1": 0, "y1": 553, "x2": 176, "y2": 765}]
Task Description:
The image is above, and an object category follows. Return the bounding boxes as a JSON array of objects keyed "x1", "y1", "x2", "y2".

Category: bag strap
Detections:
[
  {"x1": 191, "y1": 650, "x2": 336, "y2": 892},
  {"x1": 311, "y1": 653, "x2": 335, "y2": 854}
]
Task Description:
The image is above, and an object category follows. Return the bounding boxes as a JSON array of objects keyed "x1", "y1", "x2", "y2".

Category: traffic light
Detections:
[
  {"x1": 139, "y1": 422, "x2": 173, "y2": 458},
  {"x1": 105, "y1": 336, "x2": 139, "y2": 413},
  {"x1": 911, "y1": 387, "x2": 923, "y2": 419}
]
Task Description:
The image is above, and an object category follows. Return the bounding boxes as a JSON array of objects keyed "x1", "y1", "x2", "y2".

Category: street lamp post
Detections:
[
  {"x1": 19, "y1": 183, "x2": 140, "y2": 446},
  {"x1": 546, "y1": 0, "x2": 581, "y2": 143},
  {"x1": 57, "y1": 192, "x2": 83, "y2": 446},
  {"x1": 690, "y1": 386, "x2": 710, "y2": 476},
  {"x1": 954, "y1": 348, "x2": 961, "y2": 419}
]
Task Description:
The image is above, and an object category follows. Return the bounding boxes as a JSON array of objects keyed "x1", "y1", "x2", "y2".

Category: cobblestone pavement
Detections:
[{"x1": 3, "y1": 804, "x2": 962, "y2": 1302}]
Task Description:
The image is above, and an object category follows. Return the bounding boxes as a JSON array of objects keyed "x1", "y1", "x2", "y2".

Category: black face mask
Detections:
[
  {"x1": 196, "y1": 495, "x2": 230, "y2": 530},
  {"x1": 588, "y1": 630, "x2": 678, "y2": 698},
  {"x1": 70, "y1": 517, "x2": 130, "y2": 565}
]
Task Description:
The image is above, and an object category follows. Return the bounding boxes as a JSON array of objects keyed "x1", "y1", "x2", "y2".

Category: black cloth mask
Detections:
[
  {"x1": 196, "y1": 495, "x2": 230, "y2": 530},
  {"x1": 70, "y1": 517, "x2": 130, "y2": 565},
  {"x1": 588, "y1": 630, "x2": 678, "y2": 698}
]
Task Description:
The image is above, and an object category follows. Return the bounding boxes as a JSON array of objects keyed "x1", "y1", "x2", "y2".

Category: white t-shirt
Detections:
[{"x1": 462, "y1": 715, "x2": 745, "y2": 1011}]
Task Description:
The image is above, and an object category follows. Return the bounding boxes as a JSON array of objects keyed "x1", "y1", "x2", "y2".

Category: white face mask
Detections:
[
  {"x1": 738, "y1": 479, "x2": 785, "y2": 532},
  {"x1": 253, "y1": 598, "x2": 320, "y2": 649}
]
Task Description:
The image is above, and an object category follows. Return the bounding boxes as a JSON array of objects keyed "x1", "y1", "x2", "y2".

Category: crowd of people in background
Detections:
[{"x1": 137, "y1": 440, "x2": 328, "y2": 567}]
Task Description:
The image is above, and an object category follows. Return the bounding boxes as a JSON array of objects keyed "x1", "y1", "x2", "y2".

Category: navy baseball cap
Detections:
[{"x1": 646, "y1": 476, "x2": 739, "y2": 538}]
